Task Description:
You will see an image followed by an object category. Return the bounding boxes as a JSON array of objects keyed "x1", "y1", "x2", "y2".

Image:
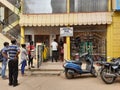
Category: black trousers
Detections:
[
  {"x1": 52, "y1": 51, "x2": 58, "y2": 62},
  {"x1": 28, "y1": 55, "x2": 33, "y2": 66},
  {"x1": 8, "y1": 60, "x2": 18, "y2": 85}
]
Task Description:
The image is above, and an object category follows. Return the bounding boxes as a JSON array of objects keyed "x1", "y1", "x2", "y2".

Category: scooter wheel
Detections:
[{"x1": 65, "y1": 69, "x2": 74, "y2": 79}]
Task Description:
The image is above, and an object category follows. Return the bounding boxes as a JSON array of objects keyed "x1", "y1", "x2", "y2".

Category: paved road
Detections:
[{"x1": 0, "y1": 72, "x2": 120, "y2": 90}]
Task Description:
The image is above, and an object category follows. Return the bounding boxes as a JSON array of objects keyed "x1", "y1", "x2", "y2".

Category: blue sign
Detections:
[{"x1": 116, "y1": 0, "x2": 120, "y2": 10}]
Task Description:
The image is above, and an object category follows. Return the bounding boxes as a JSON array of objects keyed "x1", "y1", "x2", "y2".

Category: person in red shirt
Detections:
[{"x1": 27, "y1": 41, "x2": 35, "y2": 69}]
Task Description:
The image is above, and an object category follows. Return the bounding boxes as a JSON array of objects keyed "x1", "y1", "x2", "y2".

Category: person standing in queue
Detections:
[
  {"x1": 8, "y1": 39, "x2": 20, "y2": 87},
  {"x1": 51, "y1": 39, "x2": 58, "y2": 62},
  {"x1": 27, "y1": 41, "x2": 35, "y2": 69},
  {"x1": 20, "y1": 44, "x2": 28, "y2": 76},
  {"x1": 1, "y1": 42, "x2": 9, "y2": 79}
]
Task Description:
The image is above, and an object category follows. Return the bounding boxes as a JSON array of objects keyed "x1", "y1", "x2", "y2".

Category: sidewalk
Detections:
[
  {"x1": 25, "y1": 61, "x2": 64, "y2": 76},
  {"x1": 0, "y1": 60, "x2": 99, "y2": 76},
  {"x1": 0, "y1": 60, "x2": 64, "y2": 76},
  {"x1": 0, "y1": 60, "x2": 64, "y2": 70}
]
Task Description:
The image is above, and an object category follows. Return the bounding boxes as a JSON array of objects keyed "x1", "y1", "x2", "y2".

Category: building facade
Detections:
[
  {"x1": 19, "y1": 0, "x2": 111, "y2": 59},
  {"x1": 1, "y1": 0, "x2": 120, "y2": 61}
]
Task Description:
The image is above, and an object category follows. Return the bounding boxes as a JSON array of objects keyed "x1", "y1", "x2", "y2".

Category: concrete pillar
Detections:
[
  {"x1": 107, "y1": 24, "x2": 112, "y2": 62},
  {"x1": 20, "y1": 26, "x2": 25, "y2": 44},
  {"x1": 66, "y1": 0, "x2": 70, "y2": 60},
  {"x1": 107, "y1": 0, "x2": 112, "y2": 62}
]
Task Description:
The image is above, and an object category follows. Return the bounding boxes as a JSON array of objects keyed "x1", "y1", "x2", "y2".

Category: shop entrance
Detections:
[
  {"x1": 35, "y1": 35, "x2": 49, "y2": 46},
  {"x1": 71, "y1": 25, "x2": 106, "y2": 61}
]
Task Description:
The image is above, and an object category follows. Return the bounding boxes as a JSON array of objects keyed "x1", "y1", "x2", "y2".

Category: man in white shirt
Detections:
[{"x1": 51, "y1": 39, "x2": 58, "y2": 62}]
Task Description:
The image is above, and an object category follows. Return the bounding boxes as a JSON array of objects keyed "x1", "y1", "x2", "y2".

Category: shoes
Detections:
[
  {"x1": 21, "y1": 73, "x2": 27, "y2": 76},
  {"x1": 9, "y1": 83, "x2": 13, "y2": 86},
  {"x1": 28, "y1": 66, "x2": 31, "y2": 69},
  {"x1": 2, "y1": 76, "x2": 8, "y2": 80},
  {"x1": 13, "y1": 83, "x2": 19, "y2": 87},
  {"x1": 28, "y1": 66, "x2": 35, "y2": 69},
  {"x1": 31, "y1": 66, "x2": 35, "y2": 68},
  {"x1": 9, "y1": 83, "x2": 19, "y2": 87},
  {"x1": 21, "y1": 73, "x2": 24, "y2": 76},
  {"x1": 28, "y1": 67, "x2": 31, "y2": 69}
]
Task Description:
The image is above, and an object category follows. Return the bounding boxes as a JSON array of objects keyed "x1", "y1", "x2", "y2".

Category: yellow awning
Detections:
[{"x1": 19, "y1": 12, "x2": 112, "y2": 26}]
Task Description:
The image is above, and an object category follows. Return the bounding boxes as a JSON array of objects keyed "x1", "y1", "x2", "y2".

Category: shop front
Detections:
[
  {"x1": 70, "y1": 25, "x2": 106, "y2": 60},
  {"x1": 23, "y1": 24, "x2": 107, "y2": 61},
  {"x1": 19, "y1": 0, "x2": 112, "y2": 61}
]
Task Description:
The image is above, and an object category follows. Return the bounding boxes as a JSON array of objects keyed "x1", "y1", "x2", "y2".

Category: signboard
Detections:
[
  {"x1": 113, "y1": 0, "x2": 120, "y2": 10},
  {"x1": 60, "y1": 27, "x2": 73, "y2": 37}
]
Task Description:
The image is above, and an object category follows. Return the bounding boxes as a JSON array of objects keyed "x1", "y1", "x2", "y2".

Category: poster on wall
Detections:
[{"x1": 23, "y1": 0, "x2": 67, "y2": 14}]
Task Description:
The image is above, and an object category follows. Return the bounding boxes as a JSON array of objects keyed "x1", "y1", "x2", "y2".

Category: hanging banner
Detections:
[{"x1": 60, "y1": 27, "x2": 73, "y2": 37}]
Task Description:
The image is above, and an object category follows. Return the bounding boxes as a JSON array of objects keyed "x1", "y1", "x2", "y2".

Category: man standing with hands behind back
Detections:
[{"x1": 8, "y1": 39, "x2": 20, "y2": 87}]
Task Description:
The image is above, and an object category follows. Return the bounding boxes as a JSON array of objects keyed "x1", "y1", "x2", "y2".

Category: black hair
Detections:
[
  {"x1": 54, "y1": 39, "x2": 57, "y2": 42},
  {"x1": 11, "y1": 39, "x2": 17, "y2": 44},
  {"x1": 3, "y1": 42, "x2": 9, "y2": 46},
  {"x1": 21, "y1": 44, "x2": 26, "y2": 48},
  {"x1": 30, "y1": 41, "x2": 33, "y2": 45}
]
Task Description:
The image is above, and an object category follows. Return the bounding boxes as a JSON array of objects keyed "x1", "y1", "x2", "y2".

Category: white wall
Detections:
[{"x1": 0, "y1": 7, "x2": 4, "y2": 21}]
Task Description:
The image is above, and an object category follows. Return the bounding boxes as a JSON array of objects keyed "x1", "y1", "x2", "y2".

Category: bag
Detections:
[{"x1": 0, "y1": 50, "x2": 3, "y2": 62}]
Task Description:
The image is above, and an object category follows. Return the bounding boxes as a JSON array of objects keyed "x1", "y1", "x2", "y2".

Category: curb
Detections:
[
  {"x1": 26, "y1": 71, "x2": 64, "y2": 76},
  {"x1": 25, "y1": 68, "x2": 64, "y2": 71}
]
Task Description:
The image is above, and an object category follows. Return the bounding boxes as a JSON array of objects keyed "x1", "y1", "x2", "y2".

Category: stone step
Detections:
[
  {"x1": 25, "y1": 70, "x2": 64, "y2": 76},
  {"x1": 19, "y1": 61, "x2": 64, "y2": 76},
  {"x1": 26, "y1": 68, "x2": 64, "y2": 71}
]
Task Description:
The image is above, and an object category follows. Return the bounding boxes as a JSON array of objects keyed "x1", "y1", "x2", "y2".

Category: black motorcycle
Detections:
[{"x1": 98, "y1": 57, "x2": 120, "y2": 84}]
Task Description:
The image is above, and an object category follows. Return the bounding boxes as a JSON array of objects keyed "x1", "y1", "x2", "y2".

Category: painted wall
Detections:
[
  {"x1": 107, "y1": 12, "x2": 120, "y2": 61},
  {"x1": 25, "y1": 27, "x2": 60, "y2": 35}
]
